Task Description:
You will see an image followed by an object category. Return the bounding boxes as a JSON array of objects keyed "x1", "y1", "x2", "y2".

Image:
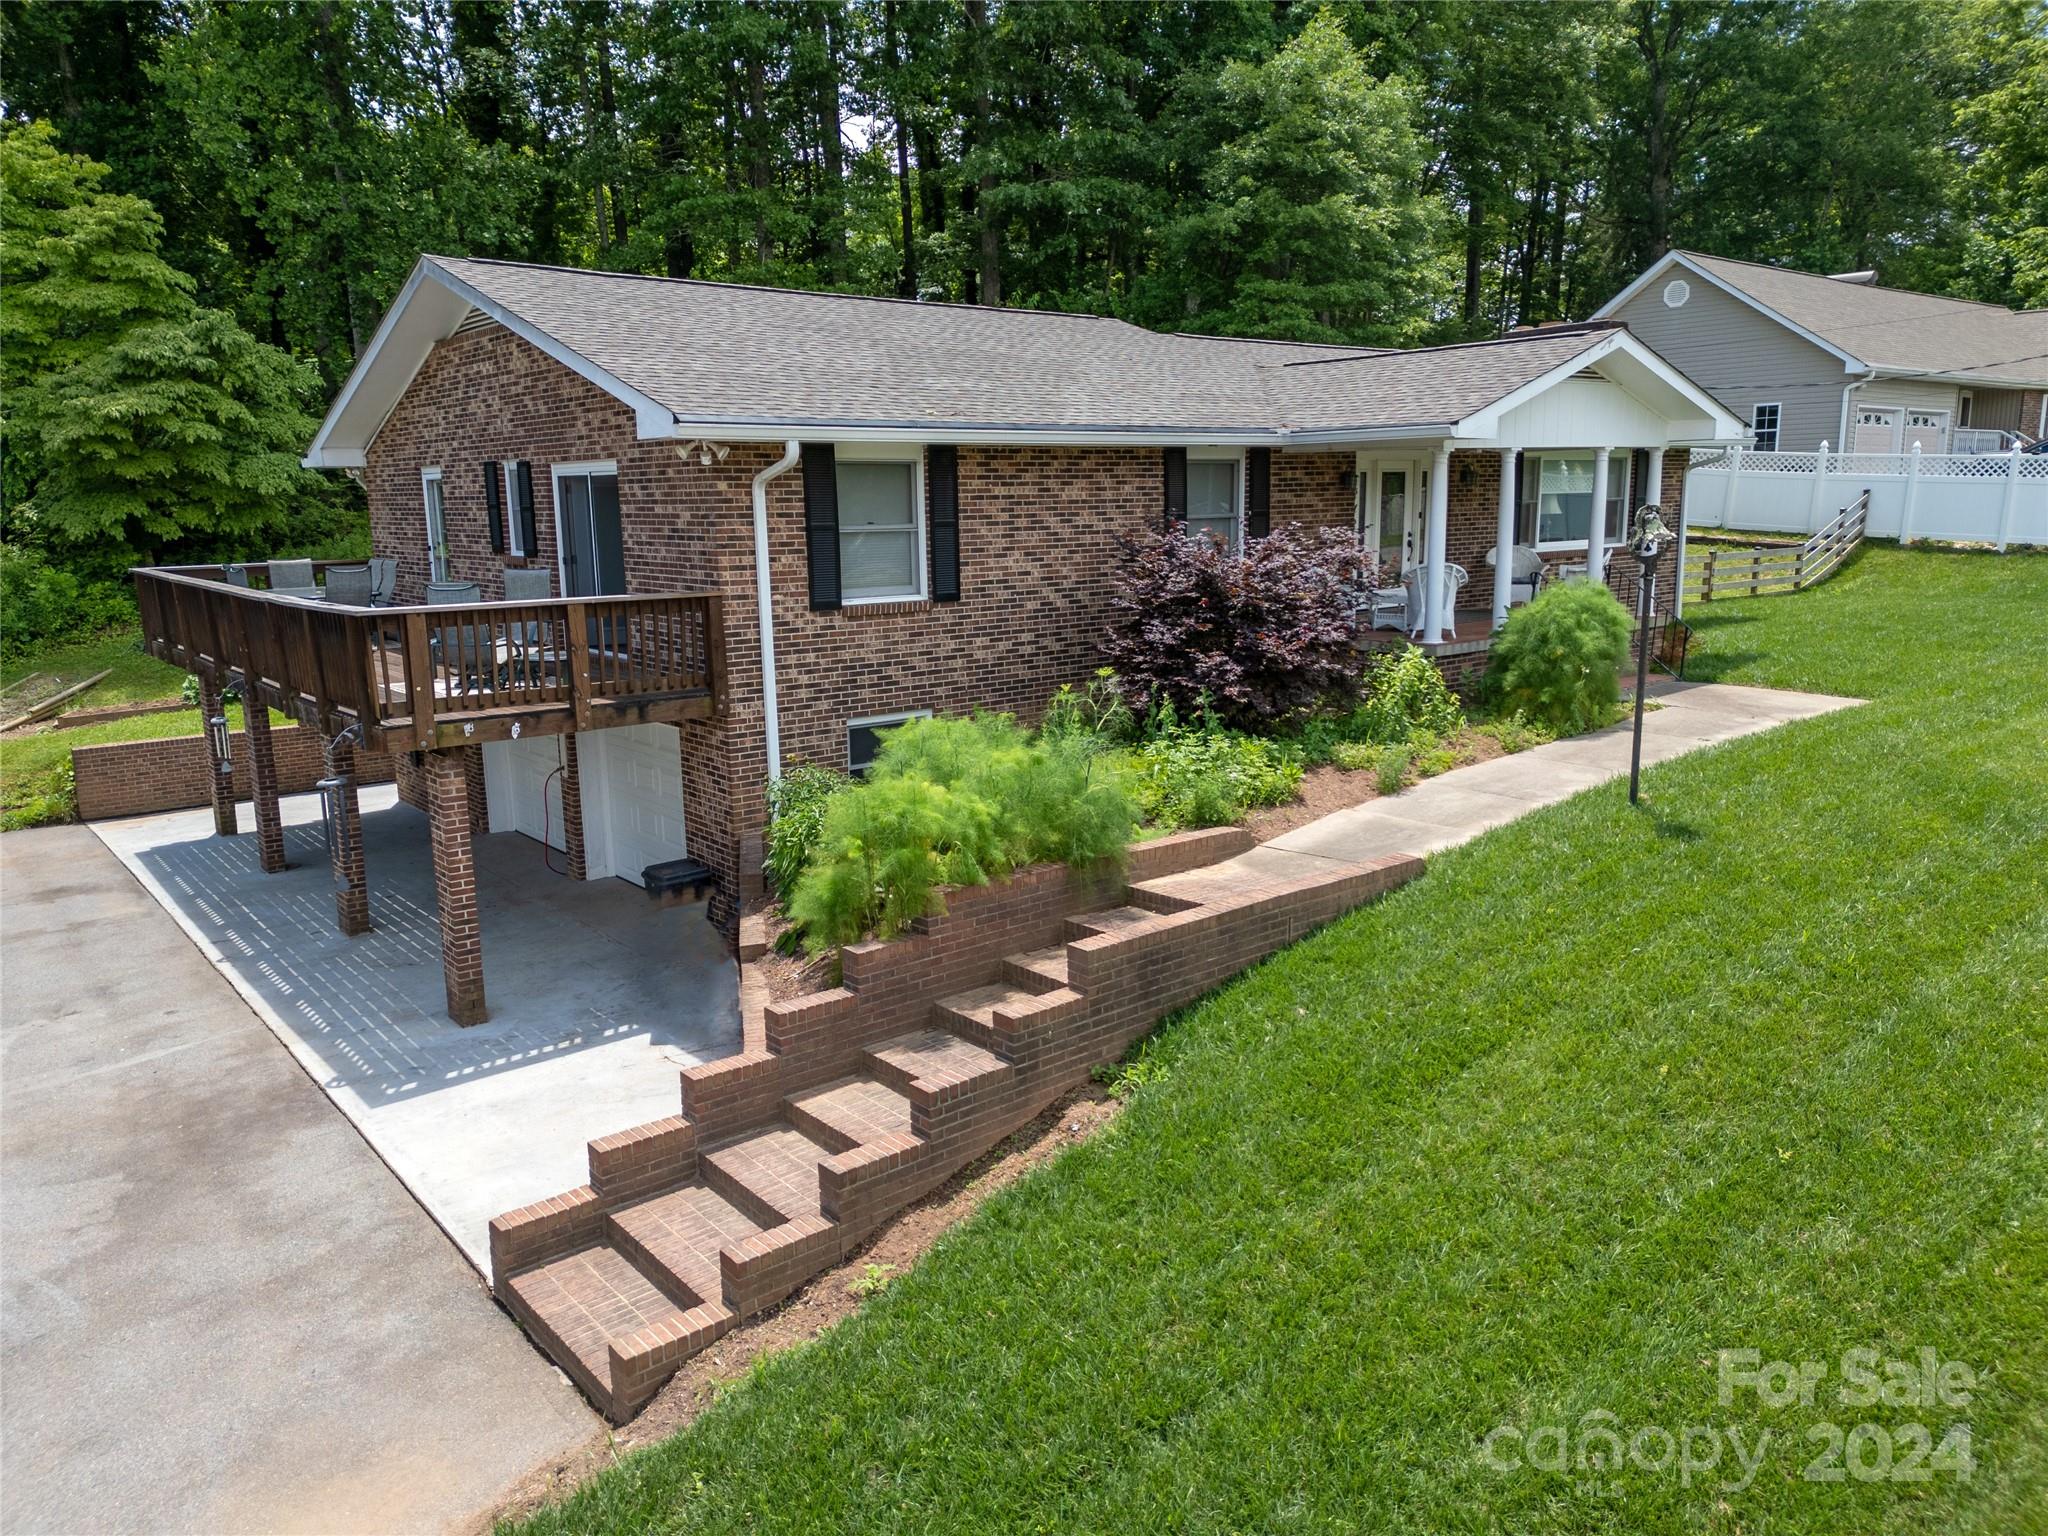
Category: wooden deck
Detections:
[{"x1": 134, "y1": 564, "x2": 725, "y2": 752}]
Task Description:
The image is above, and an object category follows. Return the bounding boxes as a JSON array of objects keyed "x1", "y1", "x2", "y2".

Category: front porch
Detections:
[
  {"x1": 130, "y1": 562, "x2": 730, "y2": 1026},
  {"x1": 91, "y1": 785, "x2": 741, "y2": 1269}
]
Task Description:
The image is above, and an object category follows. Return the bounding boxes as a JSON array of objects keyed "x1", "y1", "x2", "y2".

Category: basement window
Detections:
[{"x1": 847, "y1": 710, "x2": 931, "y2": 777}]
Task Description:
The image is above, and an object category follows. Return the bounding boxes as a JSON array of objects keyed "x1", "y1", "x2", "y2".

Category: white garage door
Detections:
[
  {"x1": 482, "y1": 734, "x2": 566, "y2": 850},
  {"x1": 588, "y1": 723, "x2": 686, "y2": 887}
]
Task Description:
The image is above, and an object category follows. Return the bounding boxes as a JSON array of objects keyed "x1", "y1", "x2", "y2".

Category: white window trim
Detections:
[
  {"x1": 1750, "y1": 402, "x2": 1782, "y2": 453},
  {"x1": 835, "y1": 443, "x2": 927, "y2": 605},
  {"x1": 502, "y1": 460, "x2": 525, "y2": 557},
  {"x1": 421, "y1": 467, "x2": 448, "y2": 582},
  {"x1": 1525, "y1": 450, "x2": 1631, "y2": 552},
  {"x1": 1185, "y1": 445, "x2": 1245, "y2": 552},
  {"x1": 847, "y1": 708, "x2": 933, "y2": 774},
  {"x1": 550, "y1": 460, "x2": 620, "y2": 598}
]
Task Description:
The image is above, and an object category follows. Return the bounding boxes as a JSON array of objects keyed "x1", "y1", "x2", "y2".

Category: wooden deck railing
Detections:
[{"x1": 133, "y1": 564, "x2": 726, "y2": 750}]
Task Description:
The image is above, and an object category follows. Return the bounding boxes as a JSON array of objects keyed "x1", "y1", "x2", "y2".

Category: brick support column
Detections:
[
  {"x1": 426, "y1": 750, "x2": 488, "y2": 1025},
  {"x1": 462, "y1": 743, "x2": 490, "y2": 836},
  {"x1": 561, "y1": 734, "x2": 587, "y2": 881},
  {"x1": 244, "y1": 703, "x2": 288, "y2": 873},
  {"x1": 199, "y1": 678, "x2": 237, "y2": 838},
  {"x1": 322, "y1": 733, "x2": 371, "y2": 936}
]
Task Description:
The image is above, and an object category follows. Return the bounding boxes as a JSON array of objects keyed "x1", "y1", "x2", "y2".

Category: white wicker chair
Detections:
[{"x1": 1404, "y1": 562, "x2": 1469, "y2": 637}]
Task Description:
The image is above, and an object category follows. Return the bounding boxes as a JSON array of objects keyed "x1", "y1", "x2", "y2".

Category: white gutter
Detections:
[{"x1": 752, "y1": 441, "x2": 801, "y2": 782}]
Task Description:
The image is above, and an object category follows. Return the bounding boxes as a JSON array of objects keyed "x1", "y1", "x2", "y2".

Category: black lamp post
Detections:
[{"x1": 1627, "y1": 505, "x2": 1669, "y2": 806}]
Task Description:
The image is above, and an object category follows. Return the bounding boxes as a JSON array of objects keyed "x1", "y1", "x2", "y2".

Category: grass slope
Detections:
[{"x1": 517, "y1": 545, "x2": 2047, "y2": 1535}]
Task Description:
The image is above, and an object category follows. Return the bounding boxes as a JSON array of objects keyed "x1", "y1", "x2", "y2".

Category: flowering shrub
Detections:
[{"x1": 1100, "y1": 526, "x2": 1384, "y2": 732}]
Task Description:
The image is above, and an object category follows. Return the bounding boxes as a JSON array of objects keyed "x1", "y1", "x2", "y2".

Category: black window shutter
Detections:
[
  {"x1": 801, "y1": 443, "x2": 841, "y2": 611},
  {"x1": 927, "y1": 445, "x2": 961, "y2": 602},
  {"x1": 1514, "y1": 453, "x2": 1533, "y2": 545},
  {"x1": 485, "y1": 463, "x2": 504, "y2": 553},
  {"x1": 515, "y1": 461, "x2": 539, "y2": 553},
  {"x1": 1246, "y1": 448, "x2": 1271, "y2": 539},
  {"x1": 1163, "y1": 447, "x2": 1187, "y2": 531}
]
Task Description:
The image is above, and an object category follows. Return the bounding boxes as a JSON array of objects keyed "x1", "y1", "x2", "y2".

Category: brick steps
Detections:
[{"x1": 490, "y1": 840, "x2": 1425, "y2": 1422}]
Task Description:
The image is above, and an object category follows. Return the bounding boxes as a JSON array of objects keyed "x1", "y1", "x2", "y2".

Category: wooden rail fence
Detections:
[{"x1": 1684, "y1": 490, "x2": 1869, "y2": 604}]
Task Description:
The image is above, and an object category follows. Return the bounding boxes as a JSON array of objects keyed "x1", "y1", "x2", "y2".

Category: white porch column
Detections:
[
  {"x1": 1423, "y1": 441, "x2": 1452, "y2": 642},
  {"x1": 1492, "y1": 449, "x2": 1517, "y2": 630},
  {"x1": 1647, "y1": 446, "x2": 1666, "y2": 513},
  {"x1": 1586, "y1": 447, "x2": 1611, "y2": 587}
]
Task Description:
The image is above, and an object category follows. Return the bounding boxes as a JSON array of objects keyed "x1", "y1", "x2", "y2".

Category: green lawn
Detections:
[
  {"x1": 1, "y1": 629, "x2": 210, "y2": 828},
  {"x1": 516, "y1": 544, "x2": 2045, "y2": 1535}
]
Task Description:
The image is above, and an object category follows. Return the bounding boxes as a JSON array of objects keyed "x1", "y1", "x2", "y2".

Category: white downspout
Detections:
[
  {"x1": 1838, "y1": 369, "x2": 1877, "y2": 449},
  {"x1": 752, "y1": 441, "x2": 801, "y2": 782}
]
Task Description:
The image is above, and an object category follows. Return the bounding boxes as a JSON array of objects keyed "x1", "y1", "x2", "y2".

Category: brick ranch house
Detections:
[{"x1": 134, "y1": 256, "x2": 1740, "y2": 1025}]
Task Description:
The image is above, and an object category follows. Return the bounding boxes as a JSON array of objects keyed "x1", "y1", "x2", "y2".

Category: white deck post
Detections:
[
  {"x1": 1587, "y1": 448, "x2": 1611, "y2": 587},
  {"x1": 1810, "y1": 440, "x2": 1831, "y2": 532},
  {"x1": 1492, "y1": 449, "x2": 1517, "y2": 629},
  {"x1": 1997, "y1": 445, "x2": 2023, "y2": 552},
  {"x1": 1900, "y1": 442, "x2": 1922, "y2": 545},
  {"x1": 1423, "y1": 442, "x2": 1451, "y2": 642}
]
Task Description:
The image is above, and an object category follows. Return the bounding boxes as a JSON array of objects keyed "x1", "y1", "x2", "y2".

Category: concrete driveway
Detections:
[{"x1": 1, "y1": 825, "x2": 597, "y2": 1535}]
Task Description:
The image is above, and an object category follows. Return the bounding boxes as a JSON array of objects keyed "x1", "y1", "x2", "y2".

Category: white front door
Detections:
[
  {"x1": 588, "y1": 723, "x2": 686, "y2": 887},
  {"x1": 1356, "y1": 460, "x2": 1425, "y2": 573},
  {"x1": 1853, "y1": 407, "x2": 1902, "y2": 453}
]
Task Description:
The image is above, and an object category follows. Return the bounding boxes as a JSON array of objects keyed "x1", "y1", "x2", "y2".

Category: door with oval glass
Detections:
[{"x1": 1355, "y1": 459, "x2": 1426, "y2": 573}]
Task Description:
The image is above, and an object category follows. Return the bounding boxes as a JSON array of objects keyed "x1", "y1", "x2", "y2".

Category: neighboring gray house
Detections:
[{"x1": 1595, "y1": 251, "x2": 2048, "y2": 456}]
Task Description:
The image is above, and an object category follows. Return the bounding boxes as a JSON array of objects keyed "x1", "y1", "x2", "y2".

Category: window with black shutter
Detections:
[
  {"x1": 1246, "y1": 448, "x2": 1270, "y2": 539},
  {"x1": 484, "y1": 462, "x2": 504, "y2": 553},
  {"x1": 1163, "y1": 447, "x2": 1187, "y2": 532},
  {"x1": 927, "y1": 445, "x2": 960, "y2": 601},
  {"x1": 801, "y1": 443, "x2": 841, "y2": 610}
]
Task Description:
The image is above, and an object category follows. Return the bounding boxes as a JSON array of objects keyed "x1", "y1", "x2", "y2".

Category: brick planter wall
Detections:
[{"x1": 72, "y1": 725, "x2": 394, "y2": 822}]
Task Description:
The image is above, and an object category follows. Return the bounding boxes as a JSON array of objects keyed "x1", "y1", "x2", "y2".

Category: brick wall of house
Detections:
[
  {"x1": 73, "y1": 725, "x2": 395, "y2": 821},
  {"x1": 361, "y1": 326, "x2": 1691, "y2": 921}
]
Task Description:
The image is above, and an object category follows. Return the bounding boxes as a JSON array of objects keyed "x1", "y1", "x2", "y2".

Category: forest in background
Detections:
[{"x1": 2, "y1": 0, "x2": 2044, "y2": 648}]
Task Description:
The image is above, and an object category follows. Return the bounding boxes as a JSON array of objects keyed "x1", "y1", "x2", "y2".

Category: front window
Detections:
[
  {"x1": 1185, "y1": 457, "x2": 1239, "y2": 550},
  {"x1": 1751, "y1": 403, "x2": 1781, "y2": 453},
  {"x1": 1520, "y1": 452, "x2": 1629, "y2": 548},
  {"x1": 837, "y1": 458, "x2": 923, "y2": 602}
]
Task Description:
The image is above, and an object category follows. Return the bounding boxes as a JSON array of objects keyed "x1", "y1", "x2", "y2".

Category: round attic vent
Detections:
[{"x1": 1663, "y1": 278, "x2": 1691, "y2": 309}]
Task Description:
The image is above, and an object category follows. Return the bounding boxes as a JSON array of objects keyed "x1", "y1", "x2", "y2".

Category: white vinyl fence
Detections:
[{"x1": 1686, "y1": 444, "x2": 2048, "y2": 550}]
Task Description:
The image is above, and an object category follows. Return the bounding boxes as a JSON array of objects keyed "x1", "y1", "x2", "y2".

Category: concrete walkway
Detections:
[
  {"x1": 90, "y1": 788, "x2": 741, "y2": 1271},
  {"x1": 1235, "y1": 680, "x2": 1859, "y2": 880},
  {"x1": 1, "y1": 825, "x2": 596, "y2": 1535}
]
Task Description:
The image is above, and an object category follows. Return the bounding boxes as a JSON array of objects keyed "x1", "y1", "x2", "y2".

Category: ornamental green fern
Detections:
[{"x1": 1485, "y1": 580, "x2": 1634, "y2": 732}]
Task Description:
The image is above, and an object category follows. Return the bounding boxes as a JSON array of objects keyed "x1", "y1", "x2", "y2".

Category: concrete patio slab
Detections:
[
  {"x1": 91, "y1": 789, "x2": 742, "y2": 1271},
  {"x1": 1, "y1": 825, "x2": 596, "y2": 1535},
  {"x1": 1256, "y1": 680, "x2": 1860, "y2": 871}
]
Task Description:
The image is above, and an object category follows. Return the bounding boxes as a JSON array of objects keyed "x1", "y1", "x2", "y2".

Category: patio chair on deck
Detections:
[
  {"x1": 1485, "y1": 544, "x2": 1546, "y2": 608},
  {"x1": 501, "y1": 567, "x2": 558, "y2": 686},
  {"x1": 426, "y1": 579, "x2": 487, "y2": 693},
  {"x1": 266, "y1": 557, "x2": 318, "y2": 599},
  {"x1": 224, "y1": 564, "x2": 252, "y2": 588},
  {"x1": 321, "y1": 564, "x2": 373, "y2": 606},
  {"x1": 367, "y1": 558, "x2": 399, "y2": 607}
]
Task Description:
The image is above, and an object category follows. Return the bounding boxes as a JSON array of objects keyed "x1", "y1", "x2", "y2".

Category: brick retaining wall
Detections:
[{"x1": 72, "y1": 724, "x2": 395, "y2": 821}]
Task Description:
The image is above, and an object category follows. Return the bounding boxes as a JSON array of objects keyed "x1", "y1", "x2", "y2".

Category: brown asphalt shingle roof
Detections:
[
  {"x1": 428, "y1": 256, "x2": 1613, "y2": 435},
  {"x1": 1680, "y1": 252, "x2": 2048, "y2": 384}
]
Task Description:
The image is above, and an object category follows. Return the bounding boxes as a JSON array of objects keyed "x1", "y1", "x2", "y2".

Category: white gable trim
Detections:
[
  {"x1": 1592, "y1": 253, "x2": 1869, "y2": 376},
  {"x1": 302, "y1": 257, "x2": 678, "y2": 468},
  {"x1": 1454, "y1": 329, "x2": 1744, "y2": 443}
]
